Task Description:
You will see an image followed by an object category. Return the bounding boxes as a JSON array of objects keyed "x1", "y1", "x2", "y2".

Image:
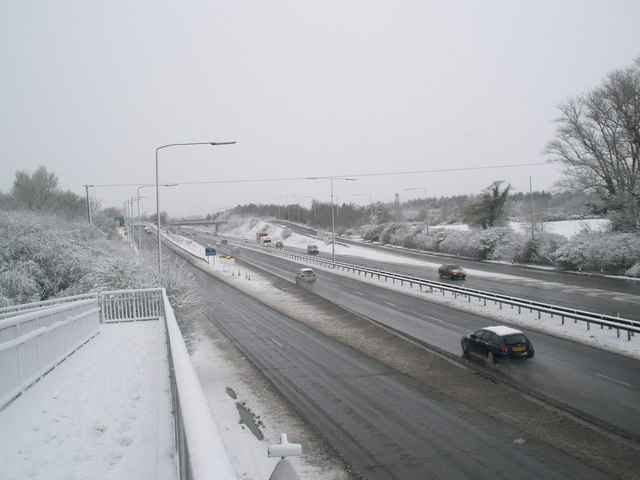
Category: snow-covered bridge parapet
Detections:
[
  {"x1": 0, "y1": 296, "x2": 100, "y2": 409},
  {"x1": 98, "y1": 288, "x2": 164, "y2": 323}
]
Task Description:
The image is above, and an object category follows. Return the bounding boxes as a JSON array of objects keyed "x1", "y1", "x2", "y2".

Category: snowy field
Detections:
[{"x1": 424, "y1": 218, "x2": 611, "y2": 236}]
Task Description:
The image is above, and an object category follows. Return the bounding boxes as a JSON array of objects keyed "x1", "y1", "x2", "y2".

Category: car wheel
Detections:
[
  {"x1": 461, "y1": 341, "x2": 469, "y2": 356},
  {"x1": 461, "y1": 275, "x2": 466, "y2": 280},
  {"x1": 487, "y1": 351, "x2": 496, "y2": 365},
  {"x1": 450, "y1": 274, "x2": 455, "y2": 279}
]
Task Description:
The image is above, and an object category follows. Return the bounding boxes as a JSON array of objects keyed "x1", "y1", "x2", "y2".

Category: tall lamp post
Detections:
[
  {"x1": 353, "y1": 193, "x2": 373, "y2": 225},
  {"x1": 156, "y1": 141, "x2": 236, "y2": 284},
  {"x1": 307, "y1": 177, "x2": 357, "y2": 262},
  {"x1": 405, "y1": 187, "x2": 429, "y2": 236},
  {"x1": 137, "y1": 183, "x2": 177, "y2": 252},
  {"x1": 83, "y1": 184, "x2": 93, "y2": 224}
]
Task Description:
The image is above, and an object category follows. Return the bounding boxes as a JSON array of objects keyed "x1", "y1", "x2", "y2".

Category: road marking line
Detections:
[
  {"x1": 272, "y1": 338, "x2": 283, "y2": 348},
  {"x1": 595, "y1": 373, "x2": 635, "y2": 388},
  {"x1": 386, "y1": 302, "x2": 397, "y2": 307},
  {"x1": 355, "y1": 291, "x2": 364, "y2": 296}
]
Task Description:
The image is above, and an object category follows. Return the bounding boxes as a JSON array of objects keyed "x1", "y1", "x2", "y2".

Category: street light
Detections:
[
  {"x1": 137, "y1": 183, "x2": 177, "y2": 252},
  {"x1": 292, "y1": 195, "x2": 301, "y2": 223},
  {"x1": 129, "y1": 196, "x2": 142, "y2": 249},
  {"x1": 353, "y1": 193, "x2": 374, "y2": 225},
  {"x1": 82, "y1": 184, "x2": 94, "y2": 224},
  {"x1": 307, "y1": 177, "x2": 357, "y2": 262},
  {"x1": 156, "y1": 141, "x2": 236, "y2": 284},
  {"x1": 405, "y1": 187, "x2": 429, "y2": 236}
]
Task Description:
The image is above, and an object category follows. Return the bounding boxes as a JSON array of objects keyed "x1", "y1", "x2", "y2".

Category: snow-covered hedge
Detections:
[
  {"x1": 0, "y1": 211, "x2": 147, "y2": 306},
  {"x1": 552, "y1": 231, "x2": 640, "y2": 275},
  {"x1": 359, "y1": 220, "x2": 640, "y2": 276}
]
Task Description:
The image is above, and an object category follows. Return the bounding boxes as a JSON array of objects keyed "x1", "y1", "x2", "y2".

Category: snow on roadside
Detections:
[
  {"x1": 160, "y1": 220, "x2": 639, "y2": 479},
  {"x1": 167, "y1": 222, "x2": 640, "y2": 360}
]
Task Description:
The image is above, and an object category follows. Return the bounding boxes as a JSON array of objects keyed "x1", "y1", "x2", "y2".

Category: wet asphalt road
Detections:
[
  {"x1": 229, "y1": 245, "x2": 640, "y2": 437},
  {"x1": 189, "y1": 264, "x2": 613, "y2": 480}
]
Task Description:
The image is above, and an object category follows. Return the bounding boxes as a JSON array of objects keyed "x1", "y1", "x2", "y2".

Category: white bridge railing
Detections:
[{"x1": 0, "y1": 297, "x2": 100, "y2": 410}]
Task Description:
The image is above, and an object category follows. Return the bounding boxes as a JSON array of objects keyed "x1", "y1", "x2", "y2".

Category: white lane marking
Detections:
[
  {"x1": 595, "y1": 373, "x2": 635, "y2": 388},
  {"x1": 386, "y1": 302, "x2": 397, "y2": 307},
  {"x1": 355, "y1": 291, "x2": 364, "y2": 296},
  {"x1": 272, "y1": 338, "x2": 283, "y2": 348}
]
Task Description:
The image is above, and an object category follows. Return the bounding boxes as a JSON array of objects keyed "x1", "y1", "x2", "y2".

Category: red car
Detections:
[{"x1": 438, "y1": 264, "x2": 466, "y2": 280}]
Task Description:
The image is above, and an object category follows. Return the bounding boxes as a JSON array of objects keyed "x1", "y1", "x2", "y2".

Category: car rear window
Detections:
[{"x1": 504, "y1": 334, "x2": 528, "y2": 345}]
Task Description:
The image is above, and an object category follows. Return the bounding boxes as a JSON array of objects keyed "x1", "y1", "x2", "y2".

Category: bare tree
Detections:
[
  {"x1": 545, "y1": 58, "x2": 640, "y2": 232},
  {"x1": 10, "y1": 166, "x2": 60, "y2": 211}
]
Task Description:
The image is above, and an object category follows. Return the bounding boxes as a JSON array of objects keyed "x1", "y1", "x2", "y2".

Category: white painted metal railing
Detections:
[
  {"x1": 98, "y1": 288, "x2": 164, "y2": 323},
  {"x1": 0, "y1": 293, "x2": 96, "y2": 320},
  {"x1": 0, "y1": 298, "x2": 100, "y2": 409}
]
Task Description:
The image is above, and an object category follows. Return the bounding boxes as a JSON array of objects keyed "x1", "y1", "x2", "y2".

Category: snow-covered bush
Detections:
[
  {"x1": 521, "y1": 233, "x2": 567, "y2": 265},
  {"x1": 437, "y1": 229, "x2": 480, "y2": 258},
  {"x1": 415, "y1": 228, "x2": 448, "y2": 251},
  {"x1": 552, "y1": 232, "x2": 640, "y2": 273},
  {"x1": 361, "y1": 223, "x2": 384, "y2": 242},
  {"x1": 625, "y1": 262, "x2": 640, "y2": 278},
  {"x1": 487, "y1": 230, "x2": 527, "y2": 262},
  {"x1": 379, "y1": 223, "x2": 404, "y2": 245},
  {"x1": 468, "y1": 227, "x2": 515, "y2": 260},
  {"x1": 0, "y1": 211, "x2": 153, "y2": 305},
  {"x1": 389, "y1": 225, "x2": 421, "y2": 249}
]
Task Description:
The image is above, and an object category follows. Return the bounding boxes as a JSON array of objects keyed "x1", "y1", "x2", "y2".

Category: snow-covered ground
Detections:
[
  {"x1": 426, "y1": 218, "x2": 611, "y2": 237},
  {"x1": 1, "y1": 218, "x2": 635, "y2": 480},
  {"x1": 0, "y1": 321, "x2": 176, "y2": 480}
]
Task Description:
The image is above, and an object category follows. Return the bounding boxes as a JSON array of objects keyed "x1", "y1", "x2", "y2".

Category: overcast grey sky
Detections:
[{"x1": 1, "y1": 1, "x2": 639, "y2": 218}]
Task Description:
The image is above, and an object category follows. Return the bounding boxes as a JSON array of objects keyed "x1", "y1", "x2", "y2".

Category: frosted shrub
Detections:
[
  {"x1": 390, "y1": 226, "x2": 419, "y2": 249},
  {"x1": 415, "y1": 230, "x2": 439, "y2": 251},
  {"x1": 84, "y1": 254, "x2": 149, "y2": 292},
  {"x1": 379, "y1": 223, "x2": 404, "y2": 245},
  {"x1": 626, "y1": 262, "x2": 640, "y2": 278},
  {"x1": 362, "y1": 224, "x2": 384, "y2": 242},
  {"x1": 488, "y1": 230, "x2": 526, "y2": 262},
  {"x1": 552, "y1": 232, "x2": 640, "y2": 273},
  {"x1": 0, "y1": 211, "x2": 150, "y2": 305},
  {"x1": 0, "y1": 263, "x2": 41, "y2": 305},
  {"x1": 524, "y1": 233, "x2": 567, "y2": 265},
  {"x1": 468, "y1": 228, "x2": 515, "y2": 260},
  {"x1": 438, "y1": 229, "x2": 480, "y2": 257}
]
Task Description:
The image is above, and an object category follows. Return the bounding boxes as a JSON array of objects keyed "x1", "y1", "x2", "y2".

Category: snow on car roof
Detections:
[{"x1": 483, "y1": 325, "x2": 524, "y2": 336}]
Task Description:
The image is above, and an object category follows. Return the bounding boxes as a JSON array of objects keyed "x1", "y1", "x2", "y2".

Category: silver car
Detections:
[{"x1": 295, "y1": 268, "x2": 316, "y2": 282}]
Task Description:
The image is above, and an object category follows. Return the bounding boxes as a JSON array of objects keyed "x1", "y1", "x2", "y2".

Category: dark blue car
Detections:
[{"x1": 461, "y1": 326, "x2": 534, "y2": 364}]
